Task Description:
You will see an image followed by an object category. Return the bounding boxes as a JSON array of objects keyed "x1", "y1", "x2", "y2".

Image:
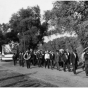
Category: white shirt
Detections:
[
  {"x1": 45, "y1": 53, "x2": 50, "y2": 60},
  {"x1": 67, "y1": 52, "x2": 69, "y2": 56},
  {"x1": 81, "y1": 52, "x2": 85, "y2": 61},
  {"x1": 65, "y1": 53, "x2": 68, "y2": 59},
  {"x1": 24, "y1": 53, "x2": 28, "y2": 60},
  {"x1": 73, "y1": 52, "x2": 76, "y2": 58}
]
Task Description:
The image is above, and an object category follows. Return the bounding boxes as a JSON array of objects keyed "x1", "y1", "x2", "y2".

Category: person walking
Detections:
[
  {"x1": 70, "y1": 49, "x2": 79, "y2": 74},
  {"x1": 38, "y1": 50, "x2": 43, "y2": 67},
  {"x1": 84, "y1": 50, "x2": 88, "y2": 76},
  {"x1": 81, "y1": 51, "x2": 85, "y2": 70},
  {"x1": 61, "y1": 50, "x2": 66, "y2": 72},
  {"x1": 61, "y1": 50, "x2": 71, "y2": 72},
  {"x1": 41, "y1": 51, "x2": 45, "y2": 66},
  {"x1": 65, "y1": 49, "x2": 71, "y2": 72},
  {"x1": 36, "y1": 50, "x2": 40, "y2": 66},
  {"x1": 24, "y1": 51, "x2": 31, "y2": 68},
  {"x1": 44, "y1": 51, "x2": 50, "y2": 69},
  {"x1": 13, "y1": 53, "x2": 18, "y2": 66},
  {"x1": 21, "y1": 52, "x2": 24, "y2": 67},
  {"x1": 55, "y1": 50, "x2": 61, "y2": 71},
  {"x1": 19, "y1": 52, "x2": 22, "y2": 66},
  {"x1": 33, "y1": 51, "x2": 37, "y2": 66},
  {"x1": 29, "y1": 49, "x2": 33, "y2": 65},
  {"x1": 50, "y1": 51, "x2": 55, "y2": 69}
]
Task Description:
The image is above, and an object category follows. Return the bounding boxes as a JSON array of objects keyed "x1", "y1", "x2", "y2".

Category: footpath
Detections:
[{"x1": 0, "y1": 61, "x2": 88, "y2": 87}]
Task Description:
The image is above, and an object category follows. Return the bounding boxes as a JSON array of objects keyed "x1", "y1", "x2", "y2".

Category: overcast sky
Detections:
[{"x1": 0, "y1": 0, "x2": 55, "y2": 24}]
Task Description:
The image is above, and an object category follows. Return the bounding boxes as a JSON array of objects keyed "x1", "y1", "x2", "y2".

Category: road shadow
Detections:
[
  {"x1": 0, "y1": 71, "x2": 37, "y2": 81},
  {"x1": 2, "y1": 79, "x2": 28, "y2": 87},
  {"x1": 0, "y1": 70, "x2": 57, "y2": 87},
  {"x1": 0, "y1": 74, "x2": 25, "y2": 81}
]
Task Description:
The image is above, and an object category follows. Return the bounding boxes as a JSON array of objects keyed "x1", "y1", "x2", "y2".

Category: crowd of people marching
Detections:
[{"x1": 12, "y1": 48, "x2": 88, "y2": 76}]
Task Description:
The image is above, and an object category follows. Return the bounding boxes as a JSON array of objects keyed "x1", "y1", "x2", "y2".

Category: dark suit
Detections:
[
  {"x1": 84, "y1": 52, "x2": 88, "y2": 76},
  {"x1": 55, "y1": 52, "x2": 60, "y2": 70},
  {"x1": 61, "y1": 53, "x2": 67, "y2": 71},
  {"x1": 24, "y1": 52, "x2": 31, "y2": 68},
  {"x1": 13, "y1": 53, "x2": 18, "y2": 66},
  {"x1": 70, "y1": 52, "x2": 79, "y2": 74},
  {"x1": 50, "y1": 53, "x2": 55, "y2": 69},
  {"x1": 30, "y1": 52, "x2": 33, "y2": 65},
  {"x1": 41, "y1": 54, "x2": 45, "y2": 66},
  {"x1": 66, "y1": 52, "x2": 71, "y2": 71},
  {"x1": 19, "y1": 53, "x2": 21, "y2": 66},
  {"x1": 33, "y1": 53, "x2": 37, "y2": 66},
  {"x1": 21, "y1": 53, "x2": 24, "y2": 67},
  {"x1": 36, "y1": 52, "x2": 39, "y2": 65},
  {"x1": 38, "y1": 53, "x2": 43, "y2": 67}
]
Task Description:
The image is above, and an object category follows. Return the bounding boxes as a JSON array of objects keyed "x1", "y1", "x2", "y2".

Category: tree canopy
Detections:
[
  {"x1": 1, "y1": 1, "x2": 88, "y2": 52},
  {"x1": 43, "y1": 1, "x2": 88, "y2": 49},
  {"x1": 9, "y1": 5, "x2": 48, "y2": 51}
]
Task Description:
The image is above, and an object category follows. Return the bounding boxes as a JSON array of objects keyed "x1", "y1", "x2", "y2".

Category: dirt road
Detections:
[{"x1": 0, "y1": 61, "x2": 88, "y2": 87}]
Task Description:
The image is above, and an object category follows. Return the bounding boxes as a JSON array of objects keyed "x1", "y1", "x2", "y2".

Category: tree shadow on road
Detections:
[
  {"x1": 0, "y1": 74, "x2": 25, "y2": 81},
  {"x1": 0, "y1": 70, "x2": 38, "y2": 81}
]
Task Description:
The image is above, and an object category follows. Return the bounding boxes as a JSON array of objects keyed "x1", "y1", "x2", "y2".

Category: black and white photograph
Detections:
[{"x1": 0, "y1": 0, "x2": 88, "y2": 87}]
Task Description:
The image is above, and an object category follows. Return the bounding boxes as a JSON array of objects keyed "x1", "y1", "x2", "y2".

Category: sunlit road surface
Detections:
[
  {"x1": 0, "y1": 62, "x2": 57, "y2": 87},
  {"x1": 0, "y1": 61, "x2": 88, "y2": 87}
]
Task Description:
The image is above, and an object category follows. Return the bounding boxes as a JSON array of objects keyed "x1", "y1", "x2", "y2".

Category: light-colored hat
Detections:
[{"x1": 59, "y1": 49, "x2": 64, "y2": 52}]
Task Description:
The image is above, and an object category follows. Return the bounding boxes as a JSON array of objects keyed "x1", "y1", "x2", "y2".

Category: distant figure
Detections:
[
  {"x1": 24, "y1": 51, "x2": 31, "y2": 68},
  {"x1": 38, "y1": 50, "x2": 43, "y2": 67},
  {"x1": 36, "y1": 50, "x2": 40, "y2": 65},
  {"x1": 50, "y1": 51, "x2": 55, "y2": 69},
  {"x1": 66, "y1": 49, "x2": 71, "y2": 72},
  {"x1": 70, "y1": 49, "x2": 79, "y2": 74},
  {"x1": 33, "y1": 51, "x2": 37, "y2": 66},
  {"x1": 44, "y1": 50, "x2": 50, "y2": 69},
  {"x1": 41, "y1": 51, "x2": 45, "y2": 66},
  {"x1": 84, "y1": 50, "x2": 88, "y2": 76},
  {"x1": 19, "y1": 52, "x2": 24, "y2": 67},
  {"x1": 59, "y1": 49, "x2": 64, "y2": 67},
  {"x1": 19, "y1": 52, "x2": 22, "y2": 66},
  {"x1": 55, "y1": 50, "x2": 61, "y2": 71},
  {"x1": 13, "y1": 53, "x2": 18, "y2": 66},
  {"x1": 81, "y1": 52, "x2": 85, "y2": 70},
  {"x1": 61, "y1": 50, "x2": 67, "y2": 72}
]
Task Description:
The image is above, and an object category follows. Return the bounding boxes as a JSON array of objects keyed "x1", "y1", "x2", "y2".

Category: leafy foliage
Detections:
[
  {"x1": 9, "y1": 5, "x2": 48, "y2": 51},
  {"x1": 43, "y1": 1, "x2": 88, "y2": 49},
  {"x1": 42, "y1": 37, "x2": 80, "y2": 52}
]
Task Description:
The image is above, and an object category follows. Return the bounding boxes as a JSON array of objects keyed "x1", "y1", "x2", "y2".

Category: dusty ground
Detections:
[
  {"x1": 0, "y1": 63, "x2": 56, "y2": 87},
  {"x1": 0, "y1": 61, "x2": 88, "y2": 87}
]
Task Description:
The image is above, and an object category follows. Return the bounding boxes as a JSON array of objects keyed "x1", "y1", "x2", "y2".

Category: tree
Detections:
[
  {"x1": 43, "y1": 1, "x2": 88, "y2": 49},
  {"x1": 0, "y1": 29, "x2": 5, "y2": 51},
  {"x1": 5, "y1": 30, "x2": 19, "y2": 42},
  {"x1": 9, "y1": 5, "x2": 48, "y2": 51}
]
